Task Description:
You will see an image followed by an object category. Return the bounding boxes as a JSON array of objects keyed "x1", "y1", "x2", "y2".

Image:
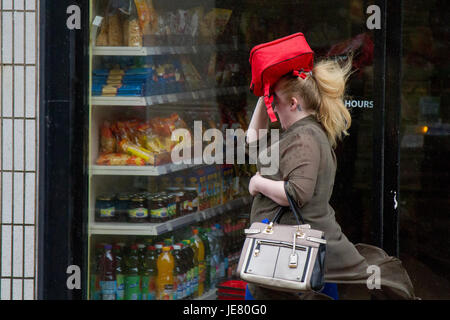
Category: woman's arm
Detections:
[
  {"x1": 249, "y1": 172, "x2": 289, "y2": 206},
  {"x1": 249, "y1": 130, "x2": 320, "y2": 208},
  {"x1": 246, "y1": 97, "x2": 269, "y2": 144}
]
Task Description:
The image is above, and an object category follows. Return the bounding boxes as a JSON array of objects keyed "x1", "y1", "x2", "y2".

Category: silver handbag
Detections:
[{"x1": 237, "y1": 181, "x2": 327, "y2": 292}]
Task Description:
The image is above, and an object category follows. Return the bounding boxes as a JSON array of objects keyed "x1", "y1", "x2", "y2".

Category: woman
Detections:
[{"x1": 245, "y1": 58, "x2": 417, "y2": 300}]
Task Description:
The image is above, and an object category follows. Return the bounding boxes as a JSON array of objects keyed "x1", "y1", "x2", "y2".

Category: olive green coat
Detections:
[{"x1": 247, "y1": 115, "x2": 417, "y2": 300}]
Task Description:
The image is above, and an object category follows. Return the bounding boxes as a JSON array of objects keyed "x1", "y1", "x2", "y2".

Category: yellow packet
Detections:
[{"x1": 119, "y1": 139, "x2": 154, "y2": 164}]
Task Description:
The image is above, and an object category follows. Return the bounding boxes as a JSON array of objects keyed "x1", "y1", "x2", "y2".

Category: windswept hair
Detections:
[{"x1": 275, "y1": 57, "x2": 353, "y2": 148}]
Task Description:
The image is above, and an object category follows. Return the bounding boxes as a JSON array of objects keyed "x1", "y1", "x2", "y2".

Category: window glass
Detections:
[{"x1": 399, "y1": 0, "x2": 450, "y2": 299}]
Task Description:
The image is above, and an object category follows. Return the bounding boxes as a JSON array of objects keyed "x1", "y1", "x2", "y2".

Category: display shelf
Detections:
[
  {"x1": 89, "y1": 195, "x2": 252, "y2": 236},
  {"x1": 92, "y1": 44, "x2": 241, "y2": 56},
  {"x1": 91, "y1": 86, "x2": 249, "y2": 106},
  {"x1": 90, "y1": 160, "x2": 204, "y2": 176}
]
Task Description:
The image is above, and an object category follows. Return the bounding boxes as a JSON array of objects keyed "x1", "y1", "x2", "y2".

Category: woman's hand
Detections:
[{"x1": 248, "y1": 172, "x2": 263, "y2": 196}]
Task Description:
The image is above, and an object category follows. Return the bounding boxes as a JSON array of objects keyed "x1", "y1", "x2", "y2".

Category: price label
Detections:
[
  {"x1": 92, "y1": 16, "x2": 103, "y2": 27},
  {"x1": 157, "y1": 96, "x2": 163, "y2": 104},
  {"x1": 166, "y1": 221, "x2": 173, "y2": 232},
  {"x1": 192, "y1": 92, "x2": 199, "y2": 99}
]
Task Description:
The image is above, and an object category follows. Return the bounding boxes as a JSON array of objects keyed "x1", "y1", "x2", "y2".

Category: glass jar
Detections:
[
  {"x1": 150, "y1": 197, "x2": 168, "y2": 223},
  {"x1": 165, "y1": 194, "x2": 177, "y2": 220},
  {"x1": 166, "y1": 187, "x2": 184, "y2": 218},
  {"x1": 116, "y1": 193, "x2": 131, "y2": 222},
  {"x1": 127, "y1": 196, "x2": 149, "y2": 223},
  {"x1": 182, "y1": 187, "x2": 199, "y2": 214},
  {"x1": 95, "y1": 194, "x2": 117, "y2": 222}
]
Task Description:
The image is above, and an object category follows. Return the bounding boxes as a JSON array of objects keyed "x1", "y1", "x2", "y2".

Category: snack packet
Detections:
[
  {"x1": 100, "y1": 121, "x2": 116, "y2": 153},
  {"x1": 108, "y1": 13, "x2": 123, "y2": 46},
  {"x1": 96, "y1": 153, "x2": 146, "y2": 166},
  {"x1": 96, "y1": 16, "x2": 109, "y2": 46},
  {"x1": 119, "y1": 139, "x2": 155, "y2": 164},
  {"x1": 123, "y1": 2, "x2": 142, "y2": 47}
]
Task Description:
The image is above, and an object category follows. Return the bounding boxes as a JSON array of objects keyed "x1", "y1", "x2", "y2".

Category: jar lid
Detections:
[
  {"x1": 97, "y1": 194, "x2": 114, "y2": 200},
  {"x1": 166, "y1": 187, "x2": 181, "y2": 191},
  {"x1": 117, "y1": 193, "x2": 130, "y2": 200}
]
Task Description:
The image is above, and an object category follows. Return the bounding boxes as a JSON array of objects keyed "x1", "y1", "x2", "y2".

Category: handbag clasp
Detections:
[{"x1": 263, "y1": 222, "x2": 274, "y2": 234}]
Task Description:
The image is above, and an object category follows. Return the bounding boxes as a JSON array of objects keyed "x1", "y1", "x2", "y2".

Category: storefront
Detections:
[{"x1": 36, "y1": 0, "x2": 449, "y2": 300}]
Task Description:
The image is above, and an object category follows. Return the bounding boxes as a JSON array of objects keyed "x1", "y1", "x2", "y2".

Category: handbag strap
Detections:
[{"x1": 271, "y1": 181, "x2": 306, "y2": 225}]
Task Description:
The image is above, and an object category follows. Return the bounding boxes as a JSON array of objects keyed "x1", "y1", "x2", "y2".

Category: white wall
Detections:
[{"x1": 0, "y1": 0, "x2": 39, "y2": 300}]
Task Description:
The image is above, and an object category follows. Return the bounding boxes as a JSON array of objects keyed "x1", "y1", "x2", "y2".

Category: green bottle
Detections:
[{"x1": 125, "y1": 244, "x2": 142, "y2": 300}]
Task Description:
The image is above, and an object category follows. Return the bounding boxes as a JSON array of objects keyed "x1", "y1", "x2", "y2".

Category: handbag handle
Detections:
[{"x1": 271, "y1": 181, "x2": 306, "y2": 225}]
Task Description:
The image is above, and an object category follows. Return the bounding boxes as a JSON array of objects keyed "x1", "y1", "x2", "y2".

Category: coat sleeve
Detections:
[{"x1": 281, "y1": 130, "x2": 320, "y2": 208}]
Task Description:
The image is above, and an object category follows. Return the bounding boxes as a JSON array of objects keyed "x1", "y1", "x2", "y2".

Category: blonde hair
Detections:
[{"x1": 275, "y1": 58, "x2": 353, "y2": 148}]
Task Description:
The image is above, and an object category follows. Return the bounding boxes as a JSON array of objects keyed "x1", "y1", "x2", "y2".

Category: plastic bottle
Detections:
[
  {"x1": 223, "y1": 219, "x2": 233, "y2": 278},
  {"x1": 155, "y1": 243, "x2": 164, "y2": 257},
  {"x1": 112, "y1": 243, "x2": 125, "y2": 300},
  {"x1": 215, "y1": 224, "x2": 226, "y2": 280},
  {"x1": 192, "y1": 229, "x2": 206, "y2": 297},
  {"x1": 141, "y1": 245, "x2": 157, "y2": 300},
  {"x1": 209, "y1": 225, "x2": 219, "y2": 287},
  {"x1": 181, "y1": 240, "x2": 194, "y2": 299},
  {"x1": 156, "y1": 246, "x2": 175, "y2": 300},
  {"x1": 125, "y1": 244, "x2": 142, "y2": 300},
  {"x1": 198, "y1": 228, "x2": 211, "y2": 292},
  {"x1": 189, "y1": 237, "x2": 200, "y2": 297},
  {"x1": 100, "y1": 244, "x2": 116, "y2": 300},
  {"x1": 177, "y1": 243, "x2": 191, "y2": 299},
  {"x1": 173, "y1": 244, "x2": 186, "y2": 300},
  {"x1": 90, "y1": 244, "x2": 104, "y2": 300},
  {"x1": 137, "y1": 243, "x2": 146, "y2": 268},
  {"x1": 206, "y1": 228, "x2": 217, "y2": 289}
]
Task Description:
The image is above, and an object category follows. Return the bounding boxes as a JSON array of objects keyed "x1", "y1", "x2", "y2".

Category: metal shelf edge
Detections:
[{"x1": 91, "y1": 86, "x2": 249, "y2": 106}]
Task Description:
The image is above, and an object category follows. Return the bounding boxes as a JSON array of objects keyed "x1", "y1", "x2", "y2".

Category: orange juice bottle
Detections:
[
  {"x1": 192, "y1": 229, "x2": 205, "y2": 297},
  {"x1": 156, "y1": 246, "x2": 174, "y2": 300}
]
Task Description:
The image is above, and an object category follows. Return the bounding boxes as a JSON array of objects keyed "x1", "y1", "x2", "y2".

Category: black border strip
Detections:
[
  {"x1": 383, "y1": 0, "x2": 402, "y2": 257},
  {"x1": 38, "y1": 0, "x2": 89, "y2": 299},
  {"x1": 372, "y1": 0, "x2": 387, "y2": 249}
]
